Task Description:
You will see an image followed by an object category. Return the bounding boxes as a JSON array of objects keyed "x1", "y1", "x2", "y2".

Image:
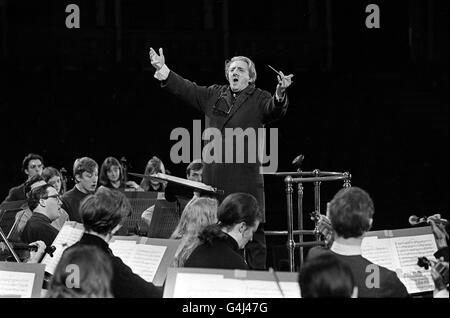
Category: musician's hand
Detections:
[
  {"x1": 428, "y1": 214, "x2": 449, "y2": 249},
  {"x1": 276, "y1": 71, "x2": 293, "y2": 97},
  {"x1": 149, "y1": 47, "x2": 165, "y2": 71},
  {"x1": 431, "y1": 258, "x2": 448, "y2": 292},
  {"x1": 126, "y1": 181, "x2": 143, "y2": 191},
  {"x1": 26, "y1": 241, "x2": 46, "y2": 263}
]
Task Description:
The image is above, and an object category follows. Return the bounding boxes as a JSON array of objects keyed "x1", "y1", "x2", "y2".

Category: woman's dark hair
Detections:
[
  {"x1": 42, "y1": 167, "x2": 64, "y2": 194},
  {"x1": 199, "y1": 193, "x2": 261, "y2": 245},
  {"x1": 299, "y1": 253, "x2": 355, "y2": 298},
  {"x1": 140, "y1": 156, "x2": 165, "y2": 191},
  {"x1": 46, "y1": 245, "x2": 113, "y2": 298},
  {"x1": 80, "y1": 187, "x2": 131, "y2": 235},
  {"x1": 99, "y1": 156, "x2": 124, "y2": 188}
]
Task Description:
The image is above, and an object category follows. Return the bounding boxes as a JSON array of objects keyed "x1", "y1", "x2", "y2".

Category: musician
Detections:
[
  {"x1": 99, "y1": 156, "x2": 141, "y2": 190},
  {"x1": 61, "y1": 157, "x2": 98, "y2": 223},
  {"x1": 149, "y1": 47, "x2": 293, "y2": 269},
  {"x1": 170, "y1": 197, "x2": 218, "y2": 267},
  {"x1": 3, "y1": 153, "x2": 44, "y2": 202},
  {"x1": 139, "y1": 156, "x2": 167, "y2": 192},
  {"x1": 184, "y1": 193, "x2": 261, "y2": 270},
  {"x1": 46, "y1": 245, "x2": 114, "y2": 298},
  {"x1": 73, "y1": 187, "x2": 162, "y2": 298},
  {"x1": 299, "y1": 253, "x2": 357, "y2": 298},
  {"x1": 21, "y1": 181, "x2": 62, "y2": 247},
  {"x1": 11, "y1": 176, "x2": 68, "y2": 240},
  {"x1": 42, "y1": 167, "x2": 65, "y2": 195},
  {"x1": 307, "y1": 187, "x2": 409, "y2": 297}
]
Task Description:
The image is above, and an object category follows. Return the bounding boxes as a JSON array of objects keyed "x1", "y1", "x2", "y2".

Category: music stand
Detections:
[
  {"x1": 123, "y1": 191, "x2": 162, "y2": 236},
  {"x1": 147, "y1": 200, "x2": 180, "y2": 239}
]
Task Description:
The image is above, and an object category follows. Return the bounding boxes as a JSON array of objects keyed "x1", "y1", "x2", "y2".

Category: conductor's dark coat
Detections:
[{"x1": 162, "y1": 71, "x2": 288, "y2": 222}]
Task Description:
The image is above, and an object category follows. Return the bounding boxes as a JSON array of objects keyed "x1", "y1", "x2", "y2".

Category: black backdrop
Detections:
[{"x1": 0, "y1": 0, "x2": 448, "y2": 254}]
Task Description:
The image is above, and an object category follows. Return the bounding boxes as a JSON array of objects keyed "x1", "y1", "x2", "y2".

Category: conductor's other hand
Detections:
[
  {"x1": 276, "y1": 71, "x2": 293, "y2": 97},
  {"x1": 26, "y1": 240, "x2": 46, "y2": 264},
  {"x1": 149, "y1": 47, "x2": 165, "y2": 71}
]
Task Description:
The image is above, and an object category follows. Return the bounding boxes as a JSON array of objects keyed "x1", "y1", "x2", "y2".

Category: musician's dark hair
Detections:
[
  {"x1": 27, "y1": 182, "x2": 51, "y2": 211},
  {"x1": 46, "y1": 245, "x2": 113, "y2": 298},
  {"x1": 299, "y1": 253, "x2": 355, "y2": 298},
  {"x1": 186, "y1": 159, "x2": 203, "y2": 177},
  {"x1": 42, "y1": 167, "x2": 64, "y2": 194},
  {"x1": 328, "y1": 187, "x2": 374, "y2": 238},
  {"x1": 73, "y1": 157, "x2": 98, "y2": 180},
  {"x1": 22, "y1": 153, "x2": 44, "y2": 174},
  {"x1": 199, "y1": 193, "x2": 261, "y2": 245},
  {"x1": 99, "y1": 156, "x2": 125, "y2": 188},
  {"x1": 140, "y1": 156, "x2": 165, "y2": 191},
  {"x1": 80, "y1": 187, "x2": 131, "y2": 235}
]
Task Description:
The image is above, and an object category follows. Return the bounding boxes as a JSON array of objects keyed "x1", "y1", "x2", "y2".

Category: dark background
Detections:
[{"x1": 0, "y1": 0, "x2": 448, "y2": 266}]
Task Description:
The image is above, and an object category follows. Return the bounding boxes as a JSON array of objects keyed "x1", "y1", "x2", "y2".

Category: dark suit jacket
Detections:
[
  {"x1": 4, "y1": 183, "x2": 26, "y2": 202},
  {"x1": 21, "y1": 213, "x2": 59, "y2": 247},
  {"x1": 184, "y1": 232, "x2": 248, "y2": 270},
  {"x1": 71, "y1": 233, "x2": 162, "y2": 298},
  {"x1": 307, "y1": 247, "x2": 409, "y2": 298},
  {"x1": 162, "y1": 71, "x2": 289, "y2": 222}
]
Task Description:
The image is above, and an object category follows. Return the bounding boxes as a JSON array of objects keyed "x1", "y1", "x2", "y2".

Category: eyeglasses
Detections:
[{"x1": 45, "y1": 194, "x2": 61, "y2": 202}]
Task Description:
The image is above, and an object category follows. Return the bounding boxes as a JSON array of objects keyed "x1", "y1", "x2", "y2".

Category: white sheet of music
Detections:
[
  {"x1": 172, "y1": 273, "x2": 301, "y2": 298},
  {"x1": 41, "y1": 223, "x2": 84, "y2": 275},
  {"x1": 361, "y1": 233, "x2": 438, "y2": 294},
  {"x1": 109, "y1": 240, "x2": 167, "y2": 283},
  {"x1": 0, "y1": 271, "x2": 35, "y2": 298}
]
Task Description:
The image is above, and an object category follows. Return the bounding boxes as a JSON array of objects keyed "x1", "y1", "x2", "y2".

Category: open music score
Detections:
[
  {"x1": 40, "y1": 222, "x2": 84, "y2": 275},
  {"x1": 109, "y1": 236, "x2": 180, "y2": 286},
  {"x1": 164, "y1": 268, "x2": 300, "y2": 298},
  {"x1": 361, "y1": 226, "x2": 438, "y2": 294},
  {"x1": 0, "y1": 263, "x2": 45, "y2": 298}
]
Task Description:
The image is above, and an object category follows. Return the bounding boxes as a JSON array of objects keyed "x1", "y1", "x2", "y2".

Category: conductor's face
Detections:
[{"x1": 228, "y1": 60, "x2": 251, "y2": 92}]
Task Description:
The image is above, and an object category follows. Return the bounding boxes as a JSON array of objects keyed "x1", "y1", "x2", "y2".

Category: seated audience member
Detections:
[
  {"x1": 3, "y1": 153, "x2": 44, "y2": 202},
  {"x1": 170, "y1": 197, "x2": 218, "y2": 267},
  {"x1": 73, "y1": 187, "x2": 161, "y2": 298},
  {"x1": 299, "y1": 253, "x2": 357, "y2": 298},
  {"x1": 12, "y1": 176, "x2": 68, "y2": 240},
  {"x1": 307, "y1": 187, "x2": 408, "y2": 298},
  {"x1": 99, "y1": 156, "x2": 142, "y2": 191},
  {"x1": 184, "y1": 193, "x2": 261, "y2": 270},
  {"x1": 46, "y1": 245, "x2": 113, "y2": 298},
  {"x1": 61, "y1": 157, "x2": 98, "y2": 223},
  {"x1": 21, "y1": 181, "x2": 62, "y2": 247},
  {"x1": 140, "y1": 156, "x2": 167, "y2": 192}
]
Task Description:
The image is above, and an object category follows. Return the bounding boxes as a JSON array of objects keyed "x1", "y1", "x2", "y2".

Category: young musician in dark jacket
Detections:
[{"x1": 73, "y1": 187, "x2": 162, "y2": 298}]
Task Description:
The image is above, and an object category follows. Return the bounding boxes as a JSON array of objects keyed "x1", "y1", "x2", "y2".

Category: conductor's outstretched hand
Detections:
[{"x1": 149, "y1": 47, "x2": 165, "y2": 71}]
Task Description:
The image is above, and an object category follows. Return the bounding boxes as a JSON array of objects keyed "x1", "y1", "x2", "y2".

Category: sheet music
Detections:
[
  {"x1": 109, "y1": 241, "x2": 167, "y2": 283},
  {"x1": 361, "y1": 233, "x2": 438, "y2": 294},
  {"x1": 0, "y1": 271, "x2": 35, "y2": 298},
  {"x1": 172, "y1": 273, "x2": 301, "y2": 298},
  {"x1": 41, "y1": 222, "x2": 84, "y2": 275}
]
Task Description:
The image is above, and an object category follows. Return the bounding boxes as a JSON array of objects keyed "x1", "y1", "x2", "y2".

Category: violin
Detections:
[{"x1": 417, "y1": 256, "x2": 449, "y2": 286}]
